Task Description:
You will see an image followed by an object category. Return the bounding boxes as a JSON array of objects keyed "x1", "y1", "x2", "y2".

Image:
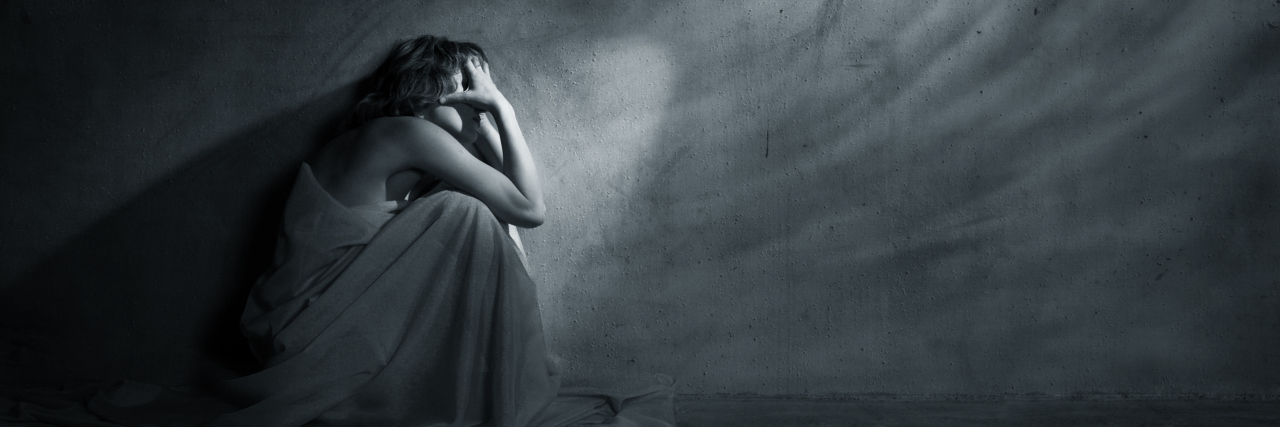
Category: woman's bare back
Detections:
[{"x1": 309, "y1": 118, "x2": 443, "y2": 208}]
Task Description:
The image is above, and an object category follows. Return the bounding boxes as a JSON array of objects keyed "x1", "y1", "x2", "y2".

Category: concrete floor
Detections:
[{"x1": 675, "y1": 397, "x2": 1280, "y2": 427}]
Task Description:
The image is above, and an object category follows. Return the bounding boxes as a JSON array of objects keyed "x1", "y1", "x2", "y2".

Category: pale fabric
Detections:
[
  {"x1": 213, "y1": 164, "x2": 674, "y2": 426},
  {"x1": 0, "y1": 164, "x2": 673, "y2": 427}
]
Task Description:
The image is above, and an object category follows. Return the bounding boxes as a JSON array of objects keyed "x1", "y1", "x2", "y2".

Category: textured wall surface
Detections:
[{"x1": 2, "y1": 1, "x2": 1278, "y2": 397}]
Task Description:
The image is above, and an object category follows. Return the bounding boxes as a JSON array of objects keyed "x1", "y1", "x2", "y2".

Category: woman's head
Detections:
[{"x1": 350, "y1": 35, "x2": 488, "y2": 129}]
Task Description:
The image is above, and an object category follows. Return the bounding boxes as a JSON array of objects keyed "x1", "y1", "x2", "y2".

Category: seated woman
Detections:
[{"x1": 209, "y1": 36, "x2": 673, "y2": 426}]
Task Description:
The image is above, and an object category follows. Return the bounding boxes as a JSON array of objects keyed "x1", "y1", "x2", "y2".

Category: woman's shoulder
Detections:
[
  {"x1": 315, "y1": 117, "x2": 446, "y2": 167},
  {"x1": 320, "y1": 116, "x2": 465, "y2": 178},
  {"x1": 361, "y1": 116, "x2": 455, "y2": 145}
]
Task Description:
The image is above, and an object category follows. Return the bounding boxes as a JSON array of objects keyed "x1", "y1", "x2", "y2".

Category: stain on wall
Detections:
[{"x1": 1, "y1": 0, "x2": 1277, "y2": 397}]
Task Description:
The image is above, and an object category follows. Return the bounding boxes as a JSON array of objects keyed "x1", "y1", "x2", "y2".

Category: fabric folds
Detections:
[
  {"x1": 0, "y1": 164, "x2": 673, "y2": 426},
  {"x1": 212, "y1": 164, "x2": 674, "y2": 426}
]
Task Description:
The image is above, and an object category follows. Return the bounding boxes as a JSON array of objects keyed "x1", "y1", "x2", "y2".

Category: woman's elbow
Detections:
[
  {"x1": 516, "y1": 218, "x2": 544, "y2": 228},
  {"x1": 520, "y1": 206, "x2": 546, "y2": 228},
  {"x1": 509, "y1": 215, "x2": 543, "y2": 228},
  {"x1": 507, "y1": 204, "x2": 545, "y2": 228}
]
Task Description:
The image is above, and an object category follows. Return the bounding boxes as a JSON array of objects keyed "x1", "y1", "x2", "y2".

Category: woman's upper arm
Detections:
[{"x1": 388, "y1": 120, "x2": 543, "y2": 227}]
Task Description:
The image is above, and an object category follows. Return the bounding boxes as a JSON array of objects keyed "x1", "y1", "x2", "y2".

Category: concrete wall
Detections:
[{"x1": 2, "y1": 1, "x2": 1278, "y2": 397}]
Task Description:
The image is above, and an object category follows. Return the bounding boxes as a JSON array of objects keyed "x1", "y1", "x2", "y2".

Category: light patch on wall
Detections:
[{"x1": 529, "y1": 36, "x2": 674, "y2": 303}]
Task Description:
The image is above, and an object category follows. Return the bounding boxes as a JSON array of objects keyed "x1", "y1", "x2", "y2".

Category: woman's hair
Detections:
[{"x1": 349, "y1": 35, "x2": 488, "y2": 128}]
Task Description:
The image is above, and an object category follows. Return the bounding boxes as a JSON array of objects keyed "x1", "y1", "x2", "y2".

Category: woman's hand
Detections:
[
  {"x1": 477, "y1": 113, "x2": 501, "y2": 151},
  {"x1": 439, "y1": 56, "x2": 507, "y2": 112},
  {"x1": 407, "y1": 54, "x2": 544, "y2": 227}
]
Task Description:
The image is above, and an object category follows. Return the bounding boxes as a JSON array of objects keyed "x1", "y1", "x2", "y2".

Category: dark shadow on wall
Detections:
[{"x1": 0, "y1": 85, "x2": 362, "y2": 388}]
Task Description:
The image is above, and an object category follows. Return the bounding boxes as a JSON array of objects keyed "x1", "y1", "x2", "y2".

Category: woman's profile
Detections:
[{"x1": 208, "y1": 35, "x2": 674, "y2": 426}]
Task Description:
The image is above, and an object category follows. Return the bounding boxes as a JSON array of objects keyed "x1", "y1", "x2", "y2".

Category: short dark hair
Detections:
[{"x1": 350, "y1": 35, "x2": 488, "y2": 128}]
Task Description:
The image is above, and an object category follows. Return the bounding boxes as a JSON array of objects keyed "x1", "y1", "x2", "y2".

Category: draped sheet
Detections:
[
  {"x1": 0, "y1": 165, "x2": 673, "y2": 426},
  {"x1": 213, "y1": 164, "x2": 674, "y2": 426}
]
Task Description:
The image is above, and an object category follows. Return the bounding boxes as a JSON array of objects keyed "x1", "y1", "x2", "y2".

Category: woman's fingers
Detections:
[
  {"x1": 464, "y1": 57, "x2": 493, "y2": 84},
  {"x1": 464, "y1": 58, "x2": 486, "y2": 80},
  {"x1": 437, "y1": 91, "x2": 475, "y2": 106},
  {"x1": 440, "y1": 56, "x2": 501, "y2": 110}
]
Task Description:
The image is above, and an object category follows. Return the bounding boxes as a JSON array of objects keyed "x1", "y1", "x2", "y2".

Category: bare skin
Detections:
[{"x1": 309, "y1": 56, "x2": 545, "y2": 229}]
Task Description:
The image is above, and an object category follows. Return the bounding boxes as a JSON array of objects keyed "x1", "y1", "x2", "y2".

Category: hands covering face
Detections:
[{"x1": 438, "y1": 56, "x2": 504, "y2": 112}]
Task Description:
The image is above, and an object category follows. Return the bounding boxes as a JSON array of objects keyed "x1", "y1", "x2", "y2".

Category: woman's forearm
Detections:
[
  {"x1": 489, "y1": 99, "x2": 545, "y2": 222},
  {"x1": 477, "y1": 120, "x2": 504, "y2": 167}
]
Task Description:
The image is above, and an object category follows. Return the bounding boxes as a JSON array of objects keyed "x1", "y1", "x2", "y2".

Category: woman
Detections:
[
  {"x1": 311, "y1": 36, "x2": 541, "y2": 253},
  {"x1": 210, "y1": 36, "x2": 673, "y2": 426}
]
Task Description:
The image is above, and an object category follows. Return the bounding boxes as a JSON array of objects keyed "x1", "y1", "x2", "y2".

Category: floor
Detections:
[{"x1": 675, "y1": 397, "x2": 1280, "y2": 427}]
